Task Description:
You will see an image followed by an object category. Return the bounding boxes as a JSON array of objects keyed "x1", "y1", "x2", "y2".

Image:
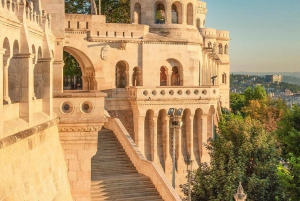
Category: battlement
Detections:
[
  {"x1": 216, "y1": 30, "x2": 230, "y2": 41},
  {"x1": 200, "y1": 28, "x2": 217, "y2": 39}
]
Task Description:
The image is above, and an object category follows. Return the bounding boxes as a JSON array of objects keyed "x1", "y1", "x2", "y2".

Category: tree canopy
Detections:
[{"x1": 190, "y1": 115, "x2": 282, "y2": 201}]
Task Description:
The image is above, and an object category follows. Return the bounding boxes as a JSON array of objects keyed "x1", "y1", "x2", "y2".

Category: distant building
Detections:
[{"x1": 265, "y1": 75, "x2": 283, "y2": 83}]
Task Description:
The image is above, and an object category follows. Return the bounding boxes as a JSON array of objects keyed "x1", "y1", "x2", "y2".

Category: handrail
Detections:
[{"x1": 104, "y1": 115, "x2": 181, "y2": 201}]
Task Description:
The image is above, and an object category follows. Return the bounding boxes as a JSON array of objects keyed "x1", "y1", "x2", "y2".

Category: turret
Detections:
[{"x1": 131, "y1": 0, "x2": 206, "y2": 29}]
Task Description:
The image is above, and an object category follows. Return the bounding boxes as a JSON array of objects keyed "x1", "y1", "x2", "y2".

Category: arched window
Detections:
[
  {"x1": 171, "y1": 2, "x2": 182, "y2": 24},
  {"x1": 196, "y1": 18, "x2": 200, "y2": 28},
  {"x1": 187, "y1": 3, "x2": 193, "y2": 25},
  {"x1": 160, "y1": 66, "x2": 168, "y2": 86},
  {"x1": 218, "y1": 43, "x2": 223, "y2": 55},
  {"x1": 134, "y1": 3, "x2": 141, "y2": 24},
  {"x1": 224, "y1": 44, "x2": 228, "y2": 54},
  {"x1": 222, "y1": 73, "x2": 226, "y2": 84},
  {"x1": 115, "y1": 61, "x2": 128, "y2": 88},
  {"x1": 208, "y1": 42, "x2": 212, "y2": 48},
  {"x1": 155, "y1": 3, "x2": 165, "y2": 24},
  {"x1": 171, "y1": 66, "x2": 180, "y2": 86}
]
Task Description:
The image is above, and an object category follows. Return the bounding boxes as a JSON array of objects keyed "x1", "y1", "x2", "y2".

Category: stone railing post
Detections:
[{"x1": 0, "y1": 49, "x2": 5, "y2": 138}]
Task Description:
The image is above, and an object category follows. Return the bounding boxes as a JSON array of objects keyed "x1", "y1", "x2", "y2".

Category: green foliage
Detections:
[
  {"x1": 244, "y1": 86, "x2": 267, "y2": 104},
  {"x1": 276, "y1": 105, "x2": 300, "y2": 200},
  {"x1": 101, "y1": 0, "x2": 130, "y2": 23},
  {"x1": 65, "y1": 0, "x2": 91, "y2": 14},
  {"x1": 191, "y1": 115, "x2": 283, "y2": 201},
  {"x1": 63, "y1": 51, "x2": 81, "y2": 77},
  {"x1": 230, "y1": 93, "x2": 245, "y2": 114}
]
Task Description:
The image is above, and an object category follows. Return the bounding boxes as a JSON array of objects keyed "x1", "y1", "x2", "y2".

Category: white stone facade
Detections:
[{"x1": 0, "y1": 0, "x2": 230, "y2": 199}]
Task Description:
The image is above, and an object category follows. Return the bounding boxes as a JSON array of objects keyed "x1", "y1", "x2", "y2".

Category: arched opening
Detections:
[
  {"x1": 63, "y1": 51, "x2": 83, "y2": 90},
  {"x1": 224, "y1": 44, "x2": 228, "y2": 54},
  {"x1": 144, "y1": 110, "x2": 154, "y2": 161},
  {"x1": 115, "y1": 61, "x2": 128, "y2": 88},
  {"x1": 196, "y1": 18, "x2": 200, "y2": 28},
  {"x1": 33, "y1": 47, "x2": 44, "y2": 99},
  {"x1": 155, "y1": 3, "x2": 165, "y2": 24},
  {"x1": 160, "y1": 66, "x2": 168, "y2": 86},
  {"x1": 8, "y1": 40, "x2": 22, "y2": 103},
  {"x1": 171, "y1": 2, "x2": 182, "y2": 24},
  {"x1": 207, "y1": 42, "x2": 212, "y2": 48},
  {"x1": 132, "y1": 66, "x2": 142, "y2": 86},
  {"x1": 222, "y1": 73, "x2": 227, "y2": 84},
  {"x1": 171, "y1": 66, "x2": 180, "y2": 86},
  {"x1": 133, "y1": 2, "x2": 141, "y2": 24},
  {"x1": 207, "y1": 106, "x2": 215, "y2": 140},
  {"x1": 218, "y1": 43, "x2": 223, "y2": 54},
  {"x1": 203, "y1": 19, "x2": 206, "y2": 26},
  {"x1": 3, "y1": 38, "x2": 11, "y2": 104},
  {"x1": 194, "y1": 109, "x2": 203, "y2": 166},
  {"x1": 180, "y1": 109, "x2": 191, "y2": 167},
  {"x1": 187, "y1": 3, "x2": 193, "y2": 25},
  {"x1": 64, "y1": 46, "x2": 95, "y2": 91},
  {"x1": 166, "y1": 58, "x2": 183, "y2": 86},
  {"x1": 157, "y1": 109, "x2": 167, "y2": 170}
]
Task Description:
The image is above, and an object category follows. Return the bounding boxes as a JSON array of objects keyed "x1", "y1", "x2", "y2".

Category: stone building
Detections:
[
  {"x1": 0, "y1": 0, "x2": 230, "y2": 200},
  {"x1": 265, "y1": 75, "x2": 283, "y2": 83}
]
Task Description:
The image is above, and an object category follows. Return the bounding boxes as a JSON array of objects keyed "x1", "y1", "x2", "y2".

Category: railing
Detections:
[
  {"x1": 104, "y1": 113, "x2": 181, "y2": 201},
  {"x1": 127, "y1": 86, "x2": 219, "y2": 101}
]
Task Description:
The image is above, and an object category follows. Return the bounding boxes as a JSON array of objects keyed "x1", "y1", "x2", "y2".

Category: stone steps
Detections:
[{"x1": 91, "y1": 129, "x2": 163, "y2": 201}]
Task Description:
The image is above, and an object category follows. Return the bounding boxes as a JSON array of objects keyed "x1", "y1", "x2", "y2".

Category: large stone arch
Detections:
[{"x1": 64, "y1": 46, "x2": 95, "y2": 90}]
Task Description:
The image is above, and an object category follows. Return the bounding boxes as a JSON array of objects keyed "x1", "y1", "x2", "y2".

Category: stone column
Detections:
[
  {"x1": 201, "y1": 114, "x2": 209, "y2": 162},
  {"x1": 182, "y1": 4, "x2": 187, "y2": 25},
  {"x1": 177, "y1": 118, "x2": 184, "y2": 173},
  {"x1": 166, "y1": 2, "x2": 171, "y2": 24},
  {"x1": 59, "y1": 129, "x2": 99, "y2": 201},
  {"x1": 138, "y1": 115, "x2": 145, "y2": 156},
  {"x1": 53, "y1": 38, "x2": 64, "y2": 94},
  {"x1": 0, "y1": 49, "x2": 5, "y2": 137},
  {"x1": 189, "y1": 114, "x2": 195, "y2": 161},
  {"x1": 3, "y1": 57, "x2": 11, "y2": 104},
  {"x1": 165, "y1": 116, "x2": 172, "y2": 181},
  {"x1": 152, "y1": 115, "x2": 158, "y2": 163}
]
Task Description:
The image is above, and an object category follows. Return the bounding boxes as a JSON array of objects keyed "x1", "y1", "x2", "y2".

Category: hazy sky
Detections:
[{"x1": 205, "y1": 0, "x2": 300, "y2": 72}]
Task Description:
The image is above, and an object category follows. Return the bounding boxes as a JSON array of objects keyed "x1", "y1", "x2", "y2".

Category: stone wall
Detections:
[
  {"x1": 0, "y1": 125, "x2": 72, "y2": 201},
  {"x1": 108, "y1": 109, "x2": 134, "y2": 139}
]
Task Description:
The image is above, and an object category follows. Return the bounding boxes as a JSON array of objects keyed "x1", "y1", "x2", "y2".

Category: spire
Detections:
[{"x1": 234, "y1": 182, "x2": 247, "y2": 201}]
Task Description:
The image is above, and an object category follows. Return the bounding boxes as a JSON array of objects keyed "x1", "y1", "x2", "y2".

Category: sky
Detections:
[{"x1": 205, "y1": 0, "x2": 300, "y2": 73}]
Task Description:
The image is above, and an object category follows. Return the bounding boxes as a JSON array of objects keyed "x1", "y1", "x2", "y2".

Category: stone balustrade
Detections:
[
  {"x1": 128, "y1": 86, "x2": 220, "y2": 101},
  {"x1": 104, "y1": 113, "x2": 182, "y2": 201}
]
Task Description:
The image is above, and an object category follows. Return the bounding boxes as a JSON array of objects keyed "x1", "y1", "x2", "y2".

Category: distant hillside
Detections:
[
  {"x1": 232, "y1": 72, "x2": 300, "y2": 85},
  {"x1": 233, "y1": 72, "x2": 300, "y2": 78}
]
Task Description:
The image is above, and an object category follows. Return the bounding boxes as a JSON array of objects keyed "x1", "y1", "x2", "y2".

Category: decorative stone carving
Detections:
[{"x1": 132, "y1": 67, "x2": 142, "y2": 86}]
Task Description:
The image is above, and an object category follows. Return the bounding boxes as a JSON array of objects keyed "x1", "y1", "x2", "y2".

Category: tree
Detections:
[
  {"x1": 230, "y1": 93, "x2": 245, "y2": 114},
  {"x1": 63, "y1": 51, "x2": 82, "y2": 78},
  {"x1": 276, "y1": 105, "x2": 300, "y2": 200},
  {"x1": 65, "y1": 0, "x2": 130, "y2": 23},
  {"x1": 189, "y1": 115, "x2": 283, "y2": 201}
]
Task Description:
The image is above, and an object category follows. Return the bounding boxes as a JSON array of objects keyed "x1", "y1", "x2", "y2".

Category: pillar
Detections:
[
  {"x1": 201, "y1": 114, "x2": 209, "y2": 162},
  {"x1": 0, "y1": 49, "x2": 5, "y2": 138},
  {"x1": 138, "y1": 115, "x2": 145, "y2": 156},
  {"x1": 177, "y1": 118, "x2": 184, "y2": 173},
  {"x1": 165, "y1": 116, "x2": 172, "y2": 180},
  {"x1": 189, "y1": 114, "x2": 196, "y2": 161},
  {"x1": 3, "y1": 57, "x2": 11, "y2": 104},
  {"x1": 53, "y1": 38, "x2": 64, "y2": 93},
  {"x1": 166, "y1": 2, "x2": 171, "y2": 24},
  {"x1": 152, "y1": 116, "x2": 158, "y2": 163},
  {"x1": 59, "y1": 130, "x2": 99, "y2": 201}
]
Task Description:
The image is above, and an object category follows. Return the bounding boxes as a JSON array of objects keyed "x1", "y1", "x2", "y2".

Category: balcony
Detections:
[{"x1": 127, "y1": 86, "x2": 219, "y2": 101}]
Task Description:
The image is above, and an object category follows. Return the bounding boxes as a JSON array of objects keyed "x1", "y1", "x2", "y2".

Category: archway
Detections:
[
  {"x1": 166, "y1": 58, "x2": 183, "y2": 86},
  {"x1": 160, "y1": 66, "x2": 168, "y2": 86},
  {"x1": 63, "y1": 51, "x2": 82, "y2": 90},
  {"x1": 144, "y1": 110, "x2": 154, "y2": 161},
  {"x1": 171, "y1": 1, "x2": 182, "y2": 24},
  {"x1": 157, "y1": 109, "x2": 167, "y2": 170},
  {"x1": 133, "y1": 2, "x2": 141, "y2": 24},
  {"x1": 115, "y1": 60, "x2": 129, "y2": 88},
  {"x1": 155, "y1": 2, "x2": 165, "y2": 24},
  {"x1": 64, "y1": 46, "x2": 95, "y2": 90},
  {"x1": 187, "y1": 3, "x2": 193, "y2": 25}
]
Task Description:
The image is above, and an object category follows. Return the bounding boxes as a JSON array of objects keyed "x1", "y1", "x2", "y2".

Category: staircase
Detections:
[{"x1": 91, "y1": 129, "x2": 164, "y2": 201}]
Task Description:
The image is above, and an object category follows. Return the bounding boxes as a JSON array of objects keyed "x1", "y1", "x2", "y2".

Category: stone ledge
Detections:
[{"x1": 0, "y1": 118, "x2": 59, "y2": 150}]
